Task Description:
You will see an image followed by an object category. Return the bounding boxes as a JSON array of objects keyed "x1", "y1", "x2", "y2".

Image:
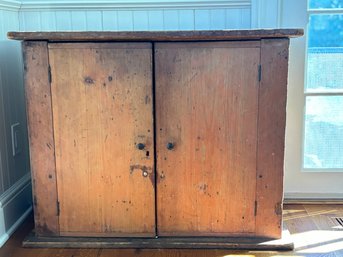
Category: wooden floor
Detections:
[{"x1": 0, "y1": 204, "x2": 342, "y2": 257}]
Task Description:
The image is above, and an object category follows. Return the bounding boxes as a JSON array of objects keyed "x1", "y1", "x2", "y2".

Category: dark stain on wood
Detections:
[
  {"x1": 130, "y1": 165, "x2": 152, "y2": 176},
  {"x1": 199, "y1": 183, "x2": 208, "y2": 192},
  {"x1": 33, "y1": 196, "x2": 37, "y2": 206},
  {"x1": 36, "y1": 223, "x2": 55, "y2": 236},
  {"x1": 275, "y1": 202, "x2": 282, "y2": 216},
  {"x1": 84, "y1": 76, "x2": 95, "y2": 84},
  {"x1": 145, "y1": 95, "x2": 150, "y2": 104},
  {"x1": 130, "y1": 165, "x2": 155, "y2": 187}
]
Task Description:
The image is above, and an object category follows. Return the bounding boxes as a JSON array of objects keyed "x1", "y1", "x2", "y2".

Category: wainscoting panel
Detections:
[
  {"x1": 0, "y1": 9, "x2": 19, "y2": 40},
  {"x1": 18, "y1": 6, "x2": 252, "y2": 31},
  {"x1": 0, "y1": 3, "x2": 32, "y2": 248}
]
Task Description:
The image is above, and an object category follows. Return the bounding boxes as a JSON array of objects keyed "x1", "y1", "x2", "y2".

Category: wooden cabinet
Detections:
[{"x1": 9, "y1": 29, "x2": 302, "y2": 248}]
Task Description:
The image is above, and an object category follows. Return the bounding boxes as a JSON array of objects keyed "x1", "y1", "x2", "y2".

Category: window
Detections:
[{"x1": 303, "y1": 0, "x2": 343, "y2": 170}]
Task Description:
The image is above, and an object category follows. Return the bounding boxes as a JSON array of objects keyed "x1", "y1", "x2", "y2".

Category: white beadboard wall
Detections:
[
  {"x1": 0, "y1": 2, "x2": 32, "y2": 248},
  {"x1": 0, "y1": 6, "x2": 27, "y2": 195},
  {"x1": 0, "y1": 9, "x2": 19, "y2": 40},
  {"x1": 19, "y1": 8, "x2": 252, "y2": 31},
  {"x1": 15, "y1": 0, "x2": 284, "y2": 33}
]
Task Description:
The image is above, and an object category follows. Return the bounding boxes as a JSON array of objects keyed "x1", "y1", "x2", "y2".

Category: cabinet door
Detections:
[
  {"x1": 155, "y1": 42, "x2": 260, "y2": 236},
  {"x1": 49, "y1": 43, "x2": 155, "y2": 237}
]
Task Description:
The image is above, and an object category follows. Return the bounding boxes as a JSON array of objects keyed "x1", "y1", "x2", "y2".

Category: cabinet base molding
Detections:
[{"x1": 23, "y1": 230, "x2": 293, "y2": 251}]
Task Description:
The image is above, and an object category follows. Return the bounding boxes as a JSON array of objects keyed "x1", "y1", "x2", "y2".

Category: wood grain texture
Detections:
[
  {"x1": 8, "y1": 29, "x2": 304, "y2": 42},
  {"x1": 155, "y1": 41, "x2": 260, "y2": 236},
  {"x1": 255, "y1": 38, "x2": 290, "y2": 239},
  {"x1": 283, "y1": 204, "x2": 318, "y2": 235},
  {"x1": 49, "y1": 42, "x2": 155, "y2": 236},
  {"x1": 23, "y1": 41, "x2": 59, "y2": 236},
  {"x1": 22, "y1": 233, "x2": 293, "y2": 250}
]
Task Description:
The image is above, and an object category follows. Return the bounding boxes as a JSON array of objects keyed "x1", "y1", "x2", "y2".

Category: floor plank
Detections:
[{"x1": 0, "y1": 205, "x2": 343, "y2": 257}]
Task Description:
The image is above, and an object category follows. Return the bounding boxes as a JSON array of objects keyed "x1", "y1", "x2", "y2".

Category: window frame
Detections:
[{"x1": 302, "y1": 2, "x2": 343, "y2": 172}]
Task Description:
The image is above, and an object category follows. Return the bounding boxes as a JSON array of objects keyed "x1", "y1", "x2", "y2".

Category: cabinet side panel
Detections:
[
  {"x1": 255, "y1": 38, "x2": 289, "y2": 238},
  {"x1": 23, "y1": 41, "x2": 59, "y2": 236}
]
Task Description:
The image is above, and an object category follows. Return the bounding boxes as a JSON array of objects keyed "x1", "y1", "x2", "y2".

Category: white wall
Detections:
[
  {"x1": 18, "y1": 1, "x2": 251, "y2": 31},
  {"x1": 19, "y1": 9, "x2": 251, "y2": 31},
  {"x1": 251, "y1": 0, "x2": 281, "y2": 28},
  {"x1": 0, "y1": 4, "x2": 31, "y2": 199},
  {"x1": 281, "y1": 0, "x2": 343, "y2": 199},
  {"x1": 0, "y1": 2, "x2": 32, "y2": 247}
]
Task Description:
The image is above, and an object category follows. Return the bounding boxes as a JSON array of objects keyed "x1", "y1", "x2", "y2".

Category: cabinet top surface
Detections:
[{"x1": 8, "y1": 29, "x2": 303, "y2": 42}]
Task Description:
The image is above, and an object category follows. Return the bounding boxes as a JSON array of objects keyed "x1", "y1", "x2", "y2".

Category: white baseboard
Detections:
[
  {"x1": 284, "y1": 192, "x2": 343, "y2": 199},
  {"x1": 0, "y1": 173, "x2": 32, "y2": 248},
  {"x1": 0, "y1": 206, "x2": 32, "y2": 247}
]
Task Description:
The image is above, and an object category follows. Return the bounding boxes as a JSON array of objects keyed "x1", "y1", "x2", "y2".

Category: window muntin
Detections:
[
  {"x1": 303, "y1": 2, "x2": 343, "y2": 170},
  {"x1": 309, "y1": 0, "x2": 343, "y2": 9}
]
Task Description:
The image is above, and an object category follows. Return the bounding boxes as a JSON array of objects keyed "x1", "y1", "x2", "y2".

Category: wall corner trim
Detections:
[{"x1": 0, "y1": 0, "x2": 21, "y2": 11}]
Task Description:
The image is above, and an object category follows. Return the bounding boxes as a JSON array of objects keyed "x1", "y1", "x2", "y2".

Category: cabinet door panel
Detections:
[
  {"x1": 49, "y1": 43, "x2": 155, "y2": 236},
  {"x1": 155, "y1": 42, "x2": 260, "y2": 236}
]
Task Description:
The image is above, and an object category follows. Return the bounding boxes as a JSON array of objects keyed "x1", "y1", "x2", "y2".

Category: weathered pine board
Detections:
[
  {"x1": 23, "y1": 231, "x2": 294, "y2": 250},
  {"x1": 8, "y1": 29, "x2": 303, "y2": 42},
  {"x1": 255, "y1": 38, "x2": 290, "y2": 238},
  {"x1": 155, "y1": 41, "x2": 260, "y2": 236},
  {"x1": 49, "y1": 42, "x2": 155, "y2": 236},
  {"x1": 23, "y1": 41, "x2": 59, "y2": 236}
]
